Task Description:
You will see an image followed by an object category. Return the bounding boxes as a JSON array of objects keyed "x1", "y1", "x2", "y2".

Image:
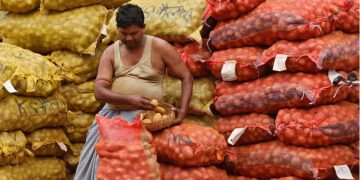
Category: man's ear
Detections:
[{"x1": 143, "y1": 23, "x2": 146, "y2": 29}]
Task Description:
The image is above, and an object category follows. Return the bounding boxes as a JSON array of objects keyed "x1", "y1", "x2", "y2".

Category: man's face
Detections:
[{"x1": 118, "y1": 24, "x2": 145, "y2": 49}]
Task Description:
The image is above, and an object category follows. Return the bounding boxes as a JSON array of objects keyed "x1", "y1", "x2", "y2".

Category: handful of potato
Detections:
[{"x1": 141, "y1": 99, "x2": 176, "y2": 131}]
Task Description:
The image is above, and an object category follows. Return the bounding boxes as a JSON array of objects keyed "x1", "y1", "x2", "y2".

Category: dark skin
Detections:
[{"x1": 94, "y1": 24, "x2": 193, "y2": 124}]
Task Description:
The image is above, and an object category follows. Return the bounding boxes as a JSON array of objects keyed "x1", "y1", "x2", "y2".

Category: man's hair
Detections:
[{"x1": 116, "y1": 4, "x2": 145, "y2": 28}]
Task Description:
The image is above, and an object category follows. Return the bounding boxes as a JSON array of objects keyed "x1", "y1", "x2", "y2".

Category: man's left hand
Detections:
[{"x1": 171, "y1": 107, "x2": 187, "y2": 125}]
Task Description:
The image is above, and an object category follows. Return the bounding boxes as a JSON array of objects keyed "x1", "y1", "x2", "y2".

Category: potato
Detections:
[
  {"x1": 143, "y1": 119, "x2": 152, "y2": 124},
  {"x1": 161, "y1": 115, "x2": 168, "y2": 121},
  {"x1": 154, "y1": 106, "x2": 166, "y2": 114},
  {"x1": 150, "y1": 99, "x2": 159, "y2": 106},
  {"x1": 152, "y1": 113, "x2": 162, "y2": 122}
]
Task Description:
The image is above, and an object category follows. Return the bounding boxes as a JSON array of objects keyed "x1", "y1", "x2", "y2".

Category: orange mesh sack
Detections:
[
  {"x1": 224, "y1": 140, "x2": 359, "y2": 179},
  {"x1": 206, "y1": 0, "x2": 265, "y2": 21},
  {"x1": 276, "y1": 101, "x2": 359, "y2": 147},
  {"x1": 95, "y1": 115, "x2": 161, "y2": 180},
  {"x1": 160, "y1": 163, "x2": 228, "y2": 180},
  {"x1": 347, "y1": 71, "x2": 359, "y2": 103},
  {"x1": 330, "y1": 0, "x2": 359, "y2": 33},
  {"x1": 228, "y1": 176, "x2": 258, "y2": 180},
  {"x1": 347, "y1": 85, "x2": 359, "y2": 103},
  {"x1": 213, "y1": 72, "x2": 350, "y2": 115},
  {"x1": 259, "y1": 31, "x2": 359, "y2": 73},
  {"x1": 209, "y1": 0, "x2": 337, "y2": 49},
  {"x1": 153, "y1": 123, "x2": 227, "y2": 167},
  {"x1": 207, "y1": 47, "x2": 266, "y2": 81},
  {"x1": 214, "y1": 113, "x2": 275, "y2": 145},
  {"x1": 169, "y1": 42, "x2": 210, "y2": 77}
]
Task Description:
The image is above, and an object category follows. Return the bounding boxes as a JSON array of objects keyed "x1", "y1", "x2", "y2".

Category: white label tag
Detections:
[
  {"x1": 221, "y1": 60, "x2": 237, "y2": 81},
  {"x1": 3, "y1": 80, "x2": 17, "y2": 93},
  {"x1": 227, "y1": 128, "x2": 246, "y2": 145},
  {"x1": 57, "y1": 142, "x2": 68, "y2": 152},
  {"x1": 328, "y1": 70, "x2": 344, "y2": 85},
  {"x1": 273, "y1": 54, "x2": 288, "y2": 71},
  {"x1": 334, "y1": 165, "x2": 354, "y2": 179},
  {"x1": 100, "y1": 25, "x2": 107, "y2": 36}
]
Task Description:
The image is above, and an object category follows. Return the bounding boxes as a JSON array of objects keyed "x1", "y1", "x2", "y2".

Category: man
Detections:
[{"x1": 75, "y1": 4, "x2": 193, "y2": 179}]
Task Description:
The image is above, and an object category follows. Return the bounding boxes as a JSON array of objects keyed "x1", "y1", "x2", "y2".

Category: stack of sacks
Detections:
[
  {"x1": 203, "y1": 0, "x2": 359, "y2": 179},
  {"x1": 0, "y1": 43, "x2": 68, "y2": 178},
  {"x1": 0, "y1": 1, "x2": 131, "y2": 177}
]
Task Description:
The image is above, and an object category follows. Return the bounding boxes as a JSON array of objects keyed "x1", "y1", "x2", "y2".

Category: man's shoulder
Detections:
[{"x1": 151, "y1": 36, "x2": 172, "y2": 52}]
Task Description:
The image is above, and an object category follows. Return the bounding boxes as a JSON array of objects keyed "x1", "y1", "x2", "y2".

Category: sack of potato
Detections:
[
  {"x1": 0, "y1": 43, "x2": 61, "y2": 98},
  {"x1": 47, "y1": 43, "x2": 107, "y2": 85},
  {"x1": 41, "y1": 0, "x2": 129, "y2": 12},
  {"x1": 163, "y1": 76, "x2": 215, "y2": 116},
  {"x1": 0, "y1": 93, "x2": 67, "y2": 132},
  {"x1": 0, "y1": 131, "x2": 33, "y2": 166},
  {"x1": 141, "y1": 99, "x2": 176, "y2": 132},
  {"x1": 65, "y1": 111, "x2": 94, "y2": 143},
  {"x1": 0, "y1": 0, "x2": 40, "y2": 13},
  {"x1": 63, "y1": 143, "x2": 83, "y2": 171},
  {"x1": 26, "y1": 128, "x2": 72, "y2": 157},
  {"x1": 0, "y1": 5, "x2": 107, "y2": 55},
  {"x1": 60, "y1": 81, "x2": 103, "y2": 113},
  {"x1": 0, "y1": 157, "x2": 67, "y2": 179},
  {"x1": 107, "y1": 0, "x2": 205, "y2": 43}
]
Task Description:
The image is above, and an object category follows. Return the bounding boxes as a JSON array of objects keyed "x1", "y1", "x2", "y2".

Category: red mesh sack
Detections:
[
  {"x1": 160, "y1": 163, "x2": 228, "y2": 180},
  {"x1": 95, "y1": 115, "x2": 161, "y2": 180},
  {"x1": 170, "y1": 42, "x2": 210, "y2": 77},
  {"x1": 347, "y1": 71, "x2": 359, "y2": 103},
  {"x1": 153, "y1": 123, "x2": 227, "y2": 167},
  {"x1": 207, "y1": 47, "x2": 267, "y2": 81},
  {"x1": 347, "y1": 85, "x2": 359, "y2": 102},
  {"x1": 229, "y1": 176, "x2": 258, "y2": 180},
  {"x1": 276, "y1": 101, "x2": 359, "y2": 147},
  {"x1": 213, "y1": 72, "x2": 350, "y2": 115},
  {"x1": 209, "y1": 0, "x2": 338, "y2": 49},
  {"x1": 259, "y1": 31, "x2": 359, "y2": 73},
  {"x1": 331, "y1": 0, "x2": 359, "y2": 33},
  {"x1": 205, "y1": 0, "x2": 265, "y2": 21},
  {"x1": 229, "y1": 176, "x2": 303, "y2": 180},
  {"x1": 270, "y1": 177, "x2": 302, "y2": 180},
  {"x1": 224, "y1": 140, "x2": 359, "y2": 179},
  {"x1": 214, "y1": 113, "x2": 275, "y2": 145},
  {"x1": 350, "y1": 140, "x2": 359, "y2": 152}
]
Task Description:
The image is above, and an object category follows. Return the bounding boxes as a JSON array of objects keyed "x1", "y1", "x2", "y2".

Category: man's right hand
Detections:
[{"x1": 127, "y1": 95, "x2": 155, "y2": 110}]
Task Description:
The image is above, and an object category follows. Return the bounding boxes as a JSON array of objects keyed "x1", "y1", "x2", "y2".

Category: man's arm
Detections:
[
  {"x1": 94, "y1": 46, "x2": 154, "y2": 110},
  {"x1": 157, "y1": 39, "x2": 193, "y2": 124}
]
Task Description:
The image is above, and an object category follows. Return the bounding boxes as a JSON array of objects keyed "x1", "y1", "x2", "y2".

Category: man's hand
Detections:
[
  {"x1": 171, "y1": 107, "x2": 187, "y2": 125},
  {"x1": 127, "y1": 95, "x2": 155, "y2": 110}
]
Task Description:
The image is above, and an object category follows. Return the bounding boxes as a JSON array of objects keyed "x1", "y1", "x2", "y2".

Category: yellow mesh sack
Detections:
[
  {"x1": 0, "y1": 93, "x2": 67, "y2": 132},
  {"x1": 0, "y1": 43, "x2": 61, "y2": 98},
  {"x1": 0, "y1": 157, "x2": 67, "y2": 179},
  {"x1": 26, "y1": 128, "x2": 72, "y2": 157},
  {"x1": 60, "y1": 81, "x2": 103, "y2": 113},
  {"x1": 0, "y1": 0, "x2": 40, "y2": 13},
  {"x1": 0, "y1": 5, "x2": 107, "y2": 55},
  {"x1": 63, "y1": 143, "x2": 83, "y2": 170},
  {"x1": 163, "y1": 76, "x2": 214, "y2": 116},
  {"x1": 0, "y1": 131, "x2": 33, "y2": 166},
  {"x1": 65, "y1": 111, "x2": 94, "y2": 143},
  {"x1": 0, "y1": 63, "x2": 16, "y2": 99},
  {"x1": 107, "y1": 0, "x2": 205, "y2": 43},
  {"x1": 47, "y1": 43, "x2": 107, "y2": 84},
  {"x1": 41, "y1": 0, "x2": 129, "y2": 11}
]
